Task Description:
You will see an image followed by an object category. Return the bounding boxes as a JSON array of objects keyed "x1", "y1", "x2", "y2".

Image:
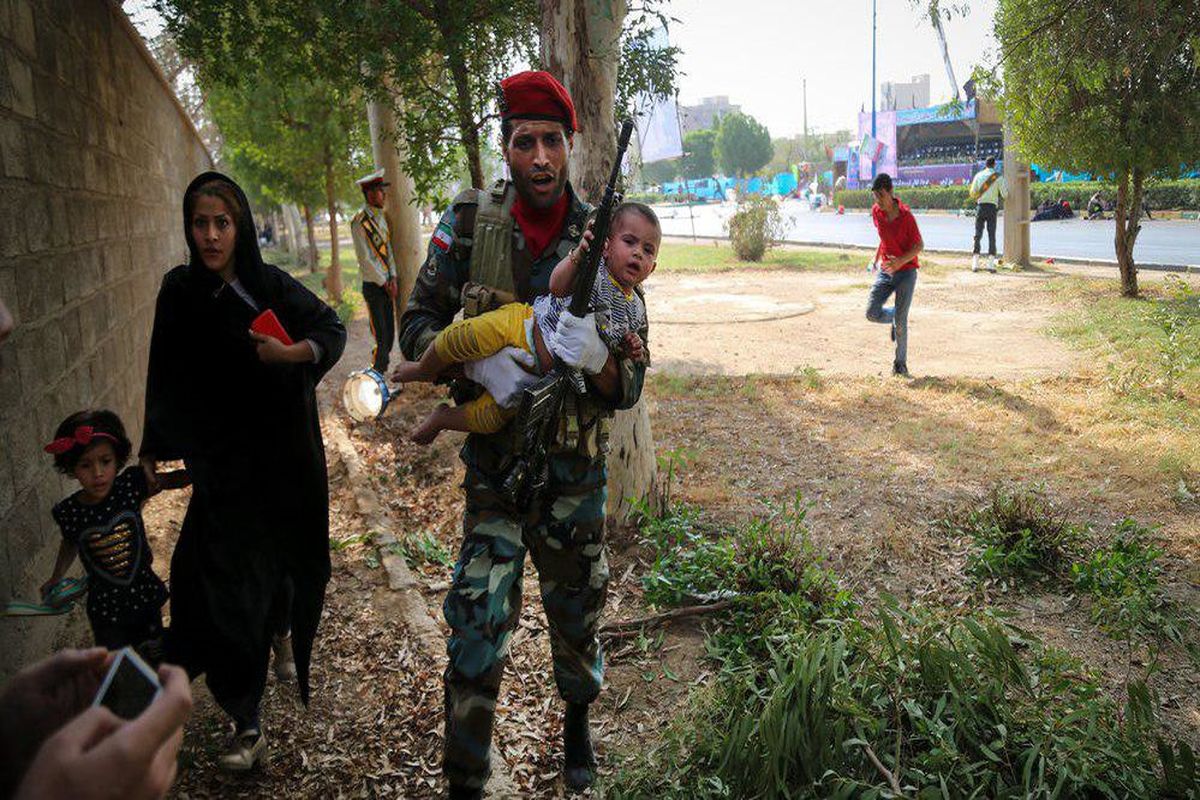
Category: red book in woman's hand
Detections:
[{"x1": 250, "y1": 309, "x2": 294, "y2": 346}]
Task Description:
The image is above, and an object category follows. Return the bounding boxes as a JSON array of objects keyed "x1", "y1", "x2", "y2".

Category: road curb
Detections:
[
  {"x1": 320, "y1": 405, "x2": 521, "y2": 798},
  {"x1": 662, "y1": 233, "x2": 1199, "y2": 273}
]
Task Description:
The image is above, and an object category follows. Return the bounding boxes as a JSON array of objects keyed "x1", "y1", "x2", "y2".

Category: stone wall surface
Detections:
[{"x1": 0, "y1": 0, "x2": 212, "y2": 677}]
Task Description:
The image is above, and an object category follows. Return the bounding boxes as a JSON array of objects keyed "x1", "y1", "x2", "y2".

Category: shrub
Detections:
[
  {"x1": 638, "y1": 495, "x2": 853, "y2": 664},
  {"x1": 1072, "y1": 519, "x2": 1194, "y2": 651},
  {"x1": 608, "y1": 603, "x2": 1181, "y2": 799},
  {"x1": 639, "y1": 503, "x2": 734, "y2": 608},
  {"x1": 626, "y1": 191, "x2": 669, "y2": 204},
  {"x1": 725, "y1": 194, "x2": 787, "y2": 261},
  {"x1": 955, "y1": 486, "x2": 1085, "y2": 584}
]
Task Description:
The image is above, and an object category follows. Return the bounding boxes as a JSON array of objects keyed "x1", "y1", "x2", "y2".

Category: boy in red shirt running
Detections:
[{"x1": 866, "y1": 173, "x2": 923, "y2": 376}]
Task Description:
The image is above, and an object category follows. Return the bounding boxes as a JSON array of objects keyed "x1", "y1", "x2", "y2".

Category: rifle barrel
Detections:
[{"x1": 568, "y1": 120, "x2": 634, "y2": 318}]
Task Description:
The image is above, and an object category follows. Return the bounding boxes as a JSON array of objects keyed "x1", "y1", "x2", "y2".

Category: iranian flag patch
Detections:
[{"x1": 432, "y1": 223, "x2": 453, "y2": 252}]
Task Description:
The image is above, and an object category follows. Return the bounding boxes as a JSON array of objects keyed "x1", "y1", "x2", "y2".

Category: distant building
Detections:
[
  {"x1": 680, "y1": 95, "x2": 741, "y2": 135},
  {"x1": 881, "y1": 74, "x2": 930, "y2": 111}
]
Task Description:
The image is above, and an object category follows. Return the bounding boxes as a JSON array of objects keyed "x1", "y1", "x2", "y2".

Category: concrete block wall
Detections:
[{"x1": 0, "y1": 0, "x2": 212, "y2": 677}]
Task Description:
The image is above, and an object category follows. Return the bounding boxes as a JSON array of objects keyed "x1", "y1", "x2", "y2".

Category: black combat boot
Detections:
[
  {"x1": 893, "y1": 360, "x2": 910, "y2": 377},
  {"x1": 448, "y1": 785, "x2": 483, "y2": 800},
  {"x1": 563, "y1": 702, "x2": 597, "y2": 792}
]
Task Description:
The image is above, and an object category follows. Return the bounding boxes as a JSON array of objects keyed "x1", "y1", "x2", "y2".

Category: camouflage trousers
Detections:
[{"x1": 443, "y1": 454, "x2": 610, "y2": 790}]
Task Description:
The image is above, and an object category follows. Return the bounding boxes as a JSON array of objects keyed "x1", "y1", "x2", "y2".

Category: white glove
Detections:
[
  {"x1": 554, "y1": 312, "x2": 609, "y2": 375},
  {"x1": 463, "y1": 346, "x2": 539, "y2": 408}
]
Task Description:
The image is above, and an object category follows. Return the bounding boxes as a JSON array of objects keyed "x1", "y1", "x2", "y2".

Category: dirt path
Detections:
[
  {"x1": 151, "y1": 260, "x2": 1196, "y2": 796},
  {"x1": 645, "y1": 264, "x2": 1079, "y2": 379}
]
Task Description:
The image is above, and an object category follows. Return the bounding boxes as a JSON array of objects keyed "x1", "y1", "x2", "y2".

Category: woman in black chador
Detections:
[{"x1": 141, "y1": 172, "x2": 346, "y2": 770}]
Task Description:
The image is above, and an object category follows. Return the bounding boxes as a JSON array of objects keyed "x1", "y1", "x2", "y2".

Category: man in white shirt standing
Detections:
[
  {"x1": 351, "y1": 169, "x2": 399, "y2": 372},
  {"x1": 968, "y1": 156, "x2": 1007, "y2": 273}
]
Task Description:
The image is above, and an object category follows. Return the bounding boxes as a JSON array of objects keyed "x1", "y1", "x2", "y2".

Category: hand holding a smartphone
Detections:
[
  {"x1": 0, "y1": 647, "x2": 110, "y2": 793},
  {"x1": 7, "y1": 652, "x2": 192, "y2": 800}
]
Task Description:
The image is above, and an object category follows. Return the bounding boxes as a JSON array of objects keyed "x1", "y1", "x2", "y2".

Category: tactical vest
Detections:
[{"x1": 461, "y1": 180, "x2": 610, "y2": 459}]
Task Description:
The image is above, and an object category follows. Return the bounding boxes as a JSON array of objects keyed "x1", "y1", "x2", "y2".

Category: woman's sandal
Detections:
[{"x1": 217, "y1": 729, "x2": 268, "y2": 771}]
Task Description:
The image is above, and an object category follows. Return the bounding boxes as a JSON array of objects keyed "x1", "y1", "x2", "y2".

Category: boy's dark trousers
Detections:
[
  {"x1": 362, "y1": 281, "x2": 396, "y2": 373},
  {"x1": 973, "y1": 202, "x2": 998, "y2": 255}
]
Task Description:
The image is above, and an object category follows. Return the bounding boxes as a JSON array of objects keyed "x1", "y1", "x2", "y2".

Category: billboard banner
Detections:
[
  {"x1": 896, "y1": 162, "x2": 976, "y2": 186},
  {"x1": 895, "y1": 99, "x2": 977, "y2": 127}
]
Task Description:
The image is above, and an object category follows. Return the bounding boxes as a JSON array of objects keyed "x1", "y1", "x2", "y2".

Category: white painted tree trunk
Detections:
[
  {"x1": 540, "y1": 0, "x2": 659, "y2": 522},
  {"x1": 368, "y1": 91, "x2": 422, "y2": 315}
]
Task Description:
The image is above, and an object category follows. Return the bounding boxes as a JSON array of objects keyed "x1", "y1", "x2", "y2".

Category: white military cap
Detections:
[{"x1": 356, "y1": 168, "x2": 389, "y2": 187}]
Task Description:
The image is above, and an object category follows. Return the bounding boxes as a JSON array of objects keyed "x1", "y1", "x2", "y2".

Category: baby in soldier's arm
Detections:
[{"x1": 391, "y1": 201, "x2": 659, "y2": 445}]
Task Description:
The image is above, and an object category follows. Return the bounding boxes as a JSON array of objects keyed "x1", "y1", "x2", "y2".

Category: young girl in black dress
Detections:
[{"x1": 42, "y1": 409, "x2": 188, "y2": 660}]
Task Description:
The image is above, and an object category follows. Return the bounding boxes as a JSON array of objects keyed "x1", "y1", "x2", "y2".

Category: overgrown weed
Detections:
[
  {"x1": 1072, "y1": 518, "x2": 1196, "y2": 656},
  {"x1": 951, "y1": 485, "x2": 1084, "y2": 584}
]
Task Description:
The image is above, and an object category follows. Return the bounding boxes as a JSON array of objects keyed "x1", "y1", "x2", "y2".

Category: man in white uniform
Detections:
[{"x1": 351, "y1": 169, "x2": 399, "y2": 371}]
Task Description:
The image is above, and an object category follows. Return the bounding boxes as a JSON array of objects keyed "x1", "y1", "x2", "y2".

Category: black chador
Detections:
[{"x1": 141, "y1": 172, "x2": 346, "y2": 726}]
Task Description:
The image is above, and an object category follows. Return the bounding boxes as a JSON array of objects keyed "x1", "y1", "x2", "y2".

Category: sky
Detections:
[
  {"x1": 125, "y1": 0, "x2": 999, "y2": 142},
  {"x1": 667, "y1": 0, "x2": 999, "y2": 138}
]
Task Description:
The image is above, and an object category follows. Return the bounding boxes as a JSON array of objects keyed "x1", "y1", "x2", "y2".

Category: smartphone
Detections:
[{"x1": 92, "y1": 647, "x2": 162, "y2": 720}]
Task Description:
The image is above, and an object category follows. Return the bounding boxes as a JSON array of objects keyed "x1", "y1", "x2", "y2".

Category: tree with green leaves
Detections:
[
  {"x1": 206, "y1": 74, "x2": 371, "y2": 302},
  {"x1": 157, "y1": 0, "x2": 537, "y2": 198},
  {"x1": 638, "y1": 157, "x2": 680, "y2": 186},
  {"x1": 984, "y1": 0, "x2": 1200, "y2": 296},
  {"x1": 715, "y1": 111, "x2": 773, "y2": 179},
  {"x1": 682, "y1": 129, "x2": 716, "y2": 179}
]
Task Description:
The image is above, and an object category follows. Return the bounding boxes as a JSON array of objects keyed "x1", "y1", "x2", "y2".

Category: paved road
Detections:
[{"x1": 655, "y1": 200, "x2": 1200, "y2": 267}]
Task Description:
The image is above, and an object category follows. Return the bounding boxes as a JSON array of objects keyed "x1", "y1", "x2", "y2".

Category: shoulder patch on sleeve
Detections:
[{"x1": 432, "y1": 222, "x2": 454, "y2": 252}]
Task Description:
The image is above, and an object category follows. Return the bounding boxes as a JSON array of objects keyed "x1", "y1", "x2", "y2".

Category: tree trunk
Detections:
[
  {"x1": 540, "y1": 0, "x2": 628, "y2": 201},
  {"x1": 436, "y1": 1, "x2": 485, "y2": 189},
  {"x1": 606, "y1": 395, "x2": 659, "y2": 520},
  {"x1": 1113, "y1": 167, "x2": 1140, "y2": 297},
  {"x1": 302, "y1": 203, "x2": 318, "y2": 273},
  {"x1": 281, "y1": 203, "x2": 302, "y2": 258},
  {"x1": 1001, "y1": 122, "x2": 1030, "y2": 268},
  {"x1": 540, "y1": 0, "x2": 658, "y2": 523},
  {"x1": 368, "y1": 91, "x2": 423, "y2": 316},
  {"x1": 323, "y1": 153, "x2": 343, "y2": 303}
]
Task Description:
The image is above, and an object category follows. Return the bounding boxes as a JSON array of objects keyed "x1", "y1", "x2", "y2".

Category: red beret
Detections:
[{"x1": 499, "y1": 71, "x2": 578, "y2": 133}]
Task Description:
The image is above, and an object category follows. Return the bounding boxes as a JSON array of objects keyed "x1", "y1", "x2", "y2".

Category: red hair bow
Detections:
[{"x1": 43, "y1": 426, "x2": 116, "y2": 455}]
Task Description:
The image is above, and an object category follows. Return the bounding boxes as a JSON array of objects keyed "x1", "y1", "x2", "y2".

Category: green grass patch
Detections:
[
  {"x1": 646, "y1": 373, "x2": 744, "y2": 399},
  {"x1": 1050, "y1": 276, "x2": 1200, "y2": 419},
  {"x1": 656, "y1": 242, "x2": 856, "y2": 274}
]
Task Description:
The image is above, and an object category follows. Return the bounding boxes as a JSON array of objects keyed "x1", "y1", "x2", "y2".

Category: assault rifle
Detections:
[
  {"x1": 497, "y1": 119, "x2": 635, "y2": 508},
  {"x1": 562, "y1": 119, "x2": 636, "y2": 395}
]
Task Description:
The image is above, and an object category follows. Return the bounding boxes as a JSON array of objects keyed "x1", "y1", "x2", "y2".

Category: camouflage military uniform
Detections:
[{"x1": 398, "y1": 180, "x2": 648, "y2": 791}]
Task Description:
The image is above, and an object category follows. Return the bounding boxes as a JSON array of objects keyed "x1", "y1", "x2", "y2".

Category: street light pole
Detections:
[
  {"x1": 871, "y1": 0, "x2": 877, "y2": 180},
  {"x1": 803, "y1": 77, "x2": 808, "y2": 148}
]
